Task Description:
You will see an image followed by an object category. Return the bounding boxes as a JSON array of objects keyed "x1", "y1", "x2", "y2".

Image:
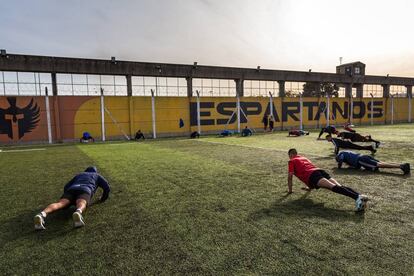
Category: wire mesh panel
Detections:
[
  {"x1": 364, "y1": 84, "x2": 384, "y2": 97},
  {"x1": 0, "y1": 71, "x2": 52, "y2": 95},
  {"x1": 131, "y1": 76, "x2": 187, "y2": 96},
  {"x1": 192, "y1": 78, "x2": 236, "y2": 97},
  {"x1": 244, "y1": 80, "x2": 279, "y2": 97},
  {"x1": 390, "y1": 85, "x2": 407, "y2": 97}
]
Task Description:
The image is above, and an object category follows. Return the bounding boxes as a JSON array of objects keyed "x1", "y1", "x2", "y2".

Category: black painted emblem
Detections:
[{"x1": 0, "y1": 97, "x2": 40, "y2": 140}]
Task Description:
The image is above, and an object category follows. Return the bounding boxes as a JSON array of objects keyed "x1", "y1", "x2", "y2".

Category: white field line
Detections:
[
  {"x1": 0, "y1": 148, "x2": 46, "y2": 153},
  {"x1": 191, "y1": 139, "x2": 327, "y2": 158}
]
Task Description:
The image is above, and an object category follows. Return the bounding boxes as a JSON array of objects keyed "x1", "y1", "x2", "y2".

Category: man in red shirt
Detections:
[{"x1": 287, "y1": 148, "x2": 368, "y2": 211}]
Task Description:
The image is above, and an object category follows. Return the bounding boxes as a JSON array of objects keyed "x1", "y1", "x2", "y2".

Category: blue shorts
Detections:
[{"x1": 358, "y1": 156, "x2": 379, "y2": 171}]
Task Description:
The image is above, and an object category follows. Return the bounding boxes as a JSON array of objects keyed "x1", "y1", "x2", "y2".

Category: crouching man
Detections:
[
  {"x1": 287, "y1": 148, "x2": 368, "y2": 211},
  {"x1": 34, "y1": 166, "x2": 110, "y2": 230}
]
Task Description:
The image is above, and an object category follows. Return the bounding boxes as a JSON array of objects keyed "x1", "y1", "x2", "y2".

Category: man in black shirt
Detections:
[
  {"x1": 337, "y1": 131, "x2": 380, "y2": 148},
  {"x1": 326, "y1": 135, "x2": 376, "y2": 155}
]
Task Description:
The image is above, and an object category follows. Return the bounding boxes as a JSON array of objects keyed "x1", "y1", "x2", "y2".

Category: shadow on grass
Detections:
[
  {"x1": 248, "y1": 193, "x2": 365, "y2": 223},
  {"x1": 332, "y1": 167, "x2": 410, "y2": 178}
]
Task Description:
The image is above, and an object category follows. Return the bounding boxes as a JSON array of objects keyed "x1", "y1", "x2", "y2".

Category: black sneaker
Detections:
[
  {"x1": 375, "y1": 142, "x2": 380, "y2": 148},
  {"x1": 401, "y1": 163, "x2": 410, "y2": 175},
  {"x1": 371, "y1": 146, "x2": 376, "y2": 154}
]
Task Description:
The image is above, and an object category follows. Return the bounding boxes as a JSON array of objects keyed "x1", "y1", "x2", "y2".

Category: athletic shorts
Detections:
[
  {"x1": 61, "y1": 190, "x2": 91, "y2": 206},
  {"x1": 308, "y1": 170, "x2": 331, "y2": 189},
  {"x1": 358, "y1": 155, "x2": 379, "y2": 171}
]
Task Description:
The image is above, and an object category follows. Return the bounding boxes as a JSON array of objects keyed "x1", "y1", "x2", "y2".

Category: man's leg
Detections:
[
  {"x1": 318, "y1": 128, "x2": 326, "y2": 139},
  {"x1": 317, "y1": 178, "x2": 359, "y2": 200},
  {"x1": 73, "y1": 197, "x2": 88, "y2": 228},
  {"x1": 343, "y1": 141, "x2": 375, "y2": 153},
  {"x1": 34, "y1": 198, "x2": 71, "y2": 230},
  {"x1": 42, "y1": 198, "x2": 71, "y2": 216},
  {"x1": 377, "y1": 161, "x2": 410, "y2": 174},
  {"x1": 329, "y1": 178, "x2": 361, "y2": 195},
  {"x1": 317, "y1": 178, "x2": 367, "y2": 211}
]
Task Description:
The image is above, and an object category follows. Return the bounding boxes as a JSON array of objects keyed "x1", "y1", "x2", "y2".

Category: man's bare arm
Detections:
[{"x1": 288, "y1": 173, "x2": 293, "y2": 193}]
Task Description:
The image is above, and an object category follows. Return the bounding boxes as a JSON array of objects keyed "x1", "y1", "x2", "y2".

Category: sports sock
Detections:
[
  {"x1": 343, "y1": 186, "x2": 358, "y2": 195},
  {"x1": 40, "y1": 211, "x2": 47, "y2": 218},
  {"x1": 331, "y1": 185, "x2": 359, "y2": 200},
  {"x1": 76, "y1": 209, "x2": 83, "y2": 214}
]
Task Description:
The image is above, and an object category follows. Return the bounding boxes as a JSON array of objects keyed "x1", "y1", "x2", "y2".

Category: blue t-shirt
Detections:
[
  {"x1": 83, "y1": 132, "x2": 92, "y2": 139},
  {"x1": 337, "y1": 151, "x2": 361, "y2": 168}
]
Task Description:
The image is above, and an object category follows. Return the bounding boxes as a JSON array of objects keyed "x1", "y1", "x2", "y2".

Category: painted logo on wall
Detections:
[
  {"x1": 0, "y1": 97, "x2": 40, "y2": 140},
  {"x1": 189, "y1": 100, "x2": 384, "y2": 126}
]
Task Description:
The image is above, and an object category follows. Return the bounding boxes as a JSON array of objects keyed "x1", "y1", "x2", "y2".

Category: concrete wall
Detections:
[{"x1": 0, "y1": 96, "x2": 413, "y2": 144}]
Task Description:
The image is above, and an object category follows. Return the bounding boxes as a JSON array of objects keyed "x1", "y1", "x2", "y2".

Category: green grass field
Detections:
[{"x1": 1, "y1": 124, "x2": 413, "y2": 275}]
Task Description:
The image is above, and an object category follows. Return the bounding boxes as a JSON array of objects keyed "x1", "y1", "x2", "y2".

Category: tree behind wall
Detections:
[{"x1": 302, "y1": 82, "x2": 339, "y2": 97}]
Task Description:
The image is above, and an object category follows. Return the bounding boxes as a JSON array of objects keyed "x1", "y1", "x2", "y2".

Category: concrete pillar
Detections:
[
  {"x1": 406, "y1": 85, "x2": 412, "y2": 98},
  {"x1": 126, "y1": 75, "x2": 132, "y2": 96},
  {"x1": 356, "y1": 84, "x2": 363, "y2": 98},
  {"x1": 382, "y1": 84, "x2": 390, "y2": 98},
  {"x1": 278, "y1": 81, "x2": 285, "y2": 97},
  {"x1": 51, "y1": 72, "x2": 58, "y2": 96},
  {"x1": 186, "y1": 77, "x2": 193, "y2": 97},
  {"x1": 345, "y1": 83, "x2": 352, "y2": 98},
  {"x1": 235, "y1": 78, "x2": 244, "y2": 97}
]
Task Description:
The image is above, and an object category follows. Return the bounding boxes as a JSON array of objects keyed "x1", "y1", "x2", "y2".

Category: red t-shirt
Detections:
[{"x1": 288, "y1": 155, "x2": 319, "y2": 186}]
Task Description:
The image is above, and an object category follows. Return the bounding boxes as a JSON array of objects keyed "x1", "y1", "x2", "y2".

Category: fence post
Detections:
[
  {"x1": 350, "y1": 96, "x2": 354, "y2": 125},
  {"x1": 408, "y1": 96, "x2": 412, "y2": 123},
  {"x1": 326, "y1": 94, "x2": 330, "y2": 127},
  {"x1": 391, "y1": 95, "x2": 394, "y2": 125},
  {"x1": 371, "y1": 94, "x2": 374, "y2": 126},
  {"x1": 236, "y1": 92, "x2": 241, "y2": 133},
  {"x1": 299, "y1": 93, "x2": 303, "y2": 130},
  {"x1": 196, "y1": 90, "x2": 201, "y2": 134},
  {"x1": 100, "y1": 88, "x2": 106, "y2": 141},
  {"x1": 44, "y1": 87, "x2": 52, "y2": 144},
  {"x1": 151, "y1": 89, "x2": 157, "y2": 138}
]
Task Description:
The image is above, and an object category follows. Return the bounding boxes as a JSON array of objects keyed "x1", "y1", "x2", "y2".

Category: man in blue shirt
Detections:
[
  {"x1": 219, "y1": 129, "x2": 233, "y2": 137},
  {"x1": 34, "y1": 166, "x2": 110, "y2": 230},
  {"x1": 241, "y1": 126, "x2": 253, "y2": 137},
  {"x1": 80, "y1": 131, "x2": 95, "y2": 143},
  {"x1": 336, "y1": 151, "x2": 410, "y2": 174}
]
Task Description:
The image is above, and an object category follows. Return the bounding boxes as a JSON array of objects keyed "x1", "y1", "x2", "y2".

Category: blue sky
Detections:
[{"x1": 1, "y1": 0, "x2": 413, "y2": 76}]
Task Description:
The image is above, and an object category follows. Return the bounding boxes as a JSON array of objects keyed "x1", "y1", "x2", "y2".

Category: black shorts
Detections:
[
  {"x1": 358, "y1": 155, "x2": 379, "y2": 171},
  {"x1": 308, "y1": 170, "x2": 331, "y2": 189},
  {"x1": 61, "y1": 190, "x2": 91, "y2": 206}
]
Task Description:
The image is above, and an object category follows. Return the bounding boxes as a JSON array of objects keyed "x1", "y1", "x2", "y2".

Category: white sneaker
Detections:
[
  {"x1": 34, "y1": 214, "x2": 46, "y2": 230},
  {"x1": 355, "y1": 195, "x2": 369, "y2": 212},
  {"x1": 72, "y1": 211, "x2": 85, "y2": 228}
]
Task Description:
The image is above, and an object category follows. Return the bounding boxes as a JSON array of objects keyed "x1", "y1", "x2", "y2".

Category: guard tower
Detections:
[{"x1": 336, "y1": 61, "x2": 366, "y2": 76}]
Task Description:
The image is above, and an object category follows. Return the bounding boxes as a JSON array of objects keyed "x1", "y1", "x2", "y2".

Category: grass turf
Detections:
[{"x1": 0, "y1": 124, "x2": 413, "y2": 275}]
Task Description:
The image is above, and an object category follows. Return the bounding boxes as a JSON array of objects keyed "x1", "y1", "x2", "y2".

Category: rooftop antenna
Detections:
[{"x1": 339, "y1": 57, "x2": 343, "y2": 65}]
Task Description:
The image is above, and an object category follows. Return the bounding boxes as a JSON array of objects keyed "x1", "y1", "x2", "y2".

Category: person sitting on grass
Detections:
[
  {"x1": 337, "y1": 131, "x2": 381, "y2": 148},
  {"x1": 288, "y1": 129, "x2": 309, "y2": 136},
  {"x1": 190, "y1": 131, "x2": 200, "y2": 138},
  {"x1": 219, "y1": 129, "x2": 233, "y2": 137},
  {"x1": 326, "y1": 134, "x2": 376, "y2": 155},
  {"x1": 317, "y1": 125, "x2": 338, "y2": 139},
  {"x1": 80, "y1": 131, "x2": 95, "y2": 143},
  {"x1": 241, "y1": 126, "x2": 253, "y2": 137},
  {"x1": 134, "y1": 129, "x2": 145, "y2": 140},
  {"x1": 336, "y1": 150, "x2": 410, "y2": 175},
  {"x1": 287, "y1": 148, "x2": 368, "y2": 212},
  {"x1": 34, "y1": 166, "x2": 110, "y2": 230}
]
